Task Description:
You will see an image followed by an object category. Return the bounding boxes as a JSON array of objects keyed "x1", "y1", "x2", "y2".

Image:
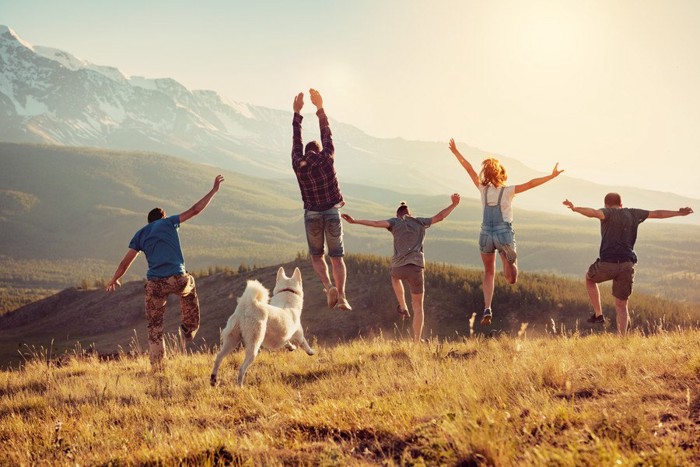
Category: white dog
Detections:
[{"x1": 210, "y1": 266, "x2": 315, "y2": 386}]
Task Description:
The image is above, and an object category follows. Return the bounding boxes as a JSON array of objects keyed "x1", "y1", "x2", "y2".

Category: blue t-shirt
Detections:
[{"x1": 129, "y1": 215, "x2": 186, "y2": 279}]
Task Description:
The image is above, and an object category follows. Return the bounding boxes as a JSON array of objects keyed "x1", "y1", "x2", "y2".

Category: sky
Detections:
[{"x1": 3, "y1": 0, "x2": 700, "y2": 199}]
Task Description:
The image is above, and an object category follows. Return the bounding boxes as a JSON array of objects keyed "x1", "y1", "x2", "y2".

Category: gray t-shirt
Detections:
[{"x1": 387, "y1": 216, "x2": 432, "y2": 268}]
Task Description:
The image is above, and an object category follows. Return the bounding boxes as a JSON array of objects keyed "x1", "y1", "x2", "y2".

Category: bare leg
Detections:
[
  {"x1": 586, "y1": 278, "x2": 603, "y2": 317},
  {"x1": 481, "y1": 253, "x2": 497, "y2": 309},
  {"x1": 391, "y1": 276, "x2": 408, "y2": 311},
  {"x1": 411, "y1": 292, "x2": 425, "y2": 342},
  {"x1": 614, "y1": 297, "x2": 629, "y2": 336},
  {"x1": 310, "y1": 255, "x2": 333, "y2": 290},
  {"x1": 329, "y1": 256, "x2": 347, "y2": 298},
  {"x1": 500, "y1": 253, "x2": 518, "y2": 284}
]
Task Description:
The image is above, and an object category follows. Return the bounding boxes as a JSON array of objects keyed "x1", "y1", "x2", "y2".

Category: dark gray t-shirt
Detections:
[
  {"x1": 599, "y1": 208, "x2": 649, "y2": 263},
  {"x1": 387, "y1": 216, "x2": 432, "y2": 268}
]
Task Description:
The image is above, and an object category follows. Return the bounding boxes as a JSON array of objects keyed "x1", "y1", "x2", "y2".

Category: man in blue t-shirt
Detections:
[
  {"x1": 563, "y1": 193, "x2": 693, "y2": 335},
  {"x1": 106, "y1": 175, "x2": 225, "y2": 369},
  {"x1": 341, "y1": 194, "x2": 461, "y2": 342}
]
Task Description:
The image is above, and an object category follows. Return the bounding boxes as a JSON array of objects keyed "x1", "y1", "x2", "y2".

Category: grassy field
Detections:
[{"x1": 2, "y1": 330, "x2": 699, "y2": 465}]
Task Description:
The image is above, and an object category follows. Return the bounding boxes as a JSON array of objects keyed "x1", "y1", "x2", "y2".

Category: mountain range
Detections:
[{"x1": 1, "y1": 24, "x2": 697, "y2": 221}]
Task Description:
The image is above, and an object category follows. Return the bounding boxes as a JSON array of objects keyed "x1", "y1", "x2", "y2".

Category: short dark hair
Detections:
[
  {"x1": 305, "y1": 141, "x2": 321, "y2": 155},
  {"x1": 148, "y1": 207, "x2": 166, "y2": 223},
  {"x1": 396, "y1": 202, "x2": 409, "y2": 217},
  {"x1": 604, "y1": 193, "x2": 622, "y2": 207}
]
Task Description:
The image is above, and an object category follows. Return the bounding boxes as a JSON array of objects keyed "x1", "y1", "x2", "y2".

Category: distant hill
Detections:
[
  {"x1": 1, "y1": 142, "x2": 699, "y2": 314},
  {"x1": 1, "y1": 25, "x2": 698, "y2": 220},
  {"x1": 1, "y1": 255, "x2": 697, "y2": 369}
]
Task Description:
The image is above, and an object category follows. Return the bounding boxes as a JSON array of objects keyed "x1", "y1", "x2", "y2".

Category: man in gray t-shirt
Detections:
[{"x1": 341, "y1": 193, "x2": 460, "y2": 342}]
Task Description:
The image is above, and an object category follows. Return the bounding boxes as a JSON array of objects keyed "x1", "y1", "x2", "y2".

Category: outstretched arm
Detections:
[
  {"x1": 105, "y1": 248, "x2": 139, "y2": 292},
  {"x1": 515, "y1": 163, "x2": 564, "y2": 194},
  {"x1": 562, "y1": 199, "x2": 605, "y2": 219},
  {"x1": 648, "y1": 207, "x2": 694, "y2": 219},
  {"x1": 179, "y1": 175, "x2": 225, "y2": 223},
  {"x1": 448, "y1": 139, "x2": 480, "y2": 189},
  {"x1": 341, "y1": 213, "x2": 390, "y2": 229},
  {"x1": 431, "y1": 193, "x2": 461, "y2": 225}
]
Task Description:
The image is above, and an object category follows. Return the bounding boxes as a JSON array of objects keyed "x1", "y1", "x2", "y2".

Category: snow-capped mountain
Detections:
[{"x1": 0, "y1": 25, "x2": 304, "y2": 175}]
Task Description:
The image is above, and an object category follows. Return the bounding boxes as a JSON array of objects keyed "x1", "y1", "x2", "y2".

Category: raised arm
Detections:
[
  {"x1": 341, "y1": 213, "x2": 390, "y2": 229},
  {"x1": 431, "y1": 193, "x2": 461, "y2": 225},
  {"x1": 515, "y1": 163, "x2": 564, "y2": 194},
  {"x1": 448, "y1": 139, "x2": 480, "y2": 189},
  {"x1": 562, "y1": 199, "x2": 605, "y2": 219},
  {"x1": 179, "y1": 175, "x2": 225, "y2": 223},
  {"x1": 648, "y1": 207, "x2": 694, "y2": 219},
  {"x1": 292, "y1": 92, "x2": 304, "y2": 169},
  {"x1": 105, "y1": 248, "x2": 139, "y2": 292},
  {"x1": 310, "y1": 88, "x2": 334, "y2": 158}
]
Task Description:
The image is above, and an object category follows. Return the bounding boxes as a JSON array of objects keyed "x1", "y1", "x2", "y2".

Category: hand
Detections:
[
  {"x1": 451, "y1": 193, "x2": 461, "y2": 205},
  {"x1": 448, "y1": 138, "x2": 460, "y2": 156},
  {"x1": 105, "y1": 279, "x2": 121, "y2": 292},
  {"x1": 340, "y1": 213, "x2": 355, "y2": 224},
  {"x1": 562, "y1": 199, "x2": 574, "y2": 210},
  {"x1": 679, "y1": 207, "x2": 694, "y2": 216},
  {"x1": 309, "y1": 88, "x2": 323, "y2": 109},
  {"x1": 551, "y1": 163, "x2": 564, "y2": 177},
  {"x1": 293, "y1": 92, "x2": 304, "y2": 113},
  {"x1": 213, "y1": 174, "x2": 225, "y2": 192}
]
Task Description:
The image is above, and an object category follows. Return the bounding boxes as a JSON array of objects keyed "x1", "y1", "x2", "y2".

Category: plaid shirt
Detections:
[{"x1": 291, "y1": 109, "x2": 344, "y2": 211}]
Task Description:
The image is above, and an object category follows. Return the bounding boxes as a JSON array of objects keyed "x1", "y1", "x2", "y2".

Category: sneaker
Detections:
[
  {"x1": 499, "y1": 244, "x2": 517, "y2": 264},
  {"x1": 396, "y1": 305, "x2": 410, "y2": 318},
  {"x1": 587, "y1": 314, "x2": 605, "y2": 324},
  {"x1": 481, "y1": 308, "x2": 492, "y2": 326},
  {"x1": 180, "y1": 323, "x2": 197, "y2": 341},
  {"x1": 336, "y1": 296, "x2": 352, "y2": 311},
  {"x1": 324, "y1": 286, "x2": 338, "y2": 308}
]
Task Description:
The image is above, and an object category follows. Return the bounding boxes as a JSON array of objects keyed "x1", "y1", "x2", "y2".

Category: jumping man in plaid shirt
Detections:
[{"x1": 292, "y1": 89, "x2": 352, "y2": 311}]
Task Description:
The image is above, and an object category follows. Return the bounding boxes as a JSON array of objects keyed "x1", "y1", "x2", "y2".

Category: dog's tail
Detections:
[{"x1": 239, "y1": 279, "x2": 270, "y2": 315}]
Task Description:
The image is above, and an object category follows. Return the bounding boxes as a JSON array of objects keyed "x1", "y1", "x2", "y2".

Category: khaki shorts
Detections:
[
  {"x1": 391, "y1": 264, "x2": 424, "y2": 294},
  {"x1": 586, "y1": 259, "x2": 635, "y2": 301}
]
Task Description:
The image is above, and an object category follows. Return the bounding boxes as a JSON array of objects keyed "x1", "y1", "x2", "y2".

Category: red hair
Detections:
[{"x1": 479, "y1": 158, "x2": 508, "y2": 187}]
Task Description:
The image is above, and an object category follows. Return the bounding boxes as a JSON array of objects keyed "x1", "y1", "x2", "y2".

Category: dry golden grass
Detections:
[{"x1": 1, "y1": 330, "x2": 699, "y2": 465}]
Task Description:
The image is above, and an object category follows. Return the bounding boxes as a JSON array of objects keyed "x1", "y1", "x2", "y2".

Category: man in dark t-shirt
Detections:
[{"x1": 563, "y1": 193, "x2": 693, "y2": 335}]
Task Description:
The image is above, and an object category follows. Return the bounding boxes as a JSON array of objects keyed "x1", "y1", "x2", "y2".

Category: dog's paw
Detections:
[
  {"x1": 285, "y1": 342, "x2": 297, "y2": 352},
  {"x1": 210, "y1": 375, "x2": 218, "y2": 387},
  {"x1": 306, "y1": 348, "x2": 316, "y2": 356}
]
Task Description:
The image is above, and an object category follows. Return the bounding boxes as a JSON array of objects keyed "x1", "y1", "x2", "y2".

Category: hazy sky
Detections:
[{"x1": 3, "y1": 0, "x2": 699, "y2": 198}]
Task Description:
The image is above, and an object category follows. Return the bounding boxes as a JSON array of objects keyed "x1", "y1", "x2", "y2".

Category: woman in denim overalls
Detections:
[{"x1": 449, "y1": 139, "x2": 564, "y2": 325}]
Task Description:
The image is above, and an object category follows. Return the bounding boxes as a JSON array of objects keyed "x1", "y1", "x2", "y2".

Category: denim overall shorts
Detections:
[{"x1": 479, "y1": 187, "x2": 517, "y2": 262}]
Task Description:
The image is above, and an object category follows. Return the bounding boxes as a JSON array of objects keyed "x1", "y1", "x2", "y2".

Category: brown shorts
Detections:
[
  {"x1": 391, "y1": 264, "x2": 425, "y2": 294},
  {"x1": 586, "y1": 259, "x2": 635, "y2": 301}
]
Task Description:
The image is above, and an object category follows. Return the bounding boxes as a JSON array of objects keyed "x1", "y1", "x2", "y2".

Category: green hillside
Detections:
[
  {"x1": 1, "y1": 142, "x2": 699, "y2": 317},
  {"x1": 1, "y1": 255, "x2": 698, "y2": 369}
]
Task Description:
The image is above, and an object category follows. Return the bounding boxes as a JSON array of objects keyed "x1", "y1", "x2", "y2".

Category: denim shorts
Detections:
[
  {"x1": 479, "y1": 224, "x2": 516, "y2": 255},
  {"x1": 304, "y1": 208, "x2": 344, "y2": 257}
]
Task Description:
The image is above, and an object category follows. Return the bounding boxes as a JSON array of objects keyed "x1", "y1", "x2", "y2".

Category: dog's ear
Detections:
[
  {"x1": 276, "y1": 267, "x2": 286, "y2": 281},
  {"x1": 292, "y1": 267, "x2": 302, "y2": 282}
]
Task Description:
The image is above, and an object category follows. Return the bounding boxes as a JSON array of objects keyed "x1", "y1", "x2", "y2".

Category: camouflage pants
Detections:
[{"x1": 144, "y1": 273, "x2": 200, "y2": 366}]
